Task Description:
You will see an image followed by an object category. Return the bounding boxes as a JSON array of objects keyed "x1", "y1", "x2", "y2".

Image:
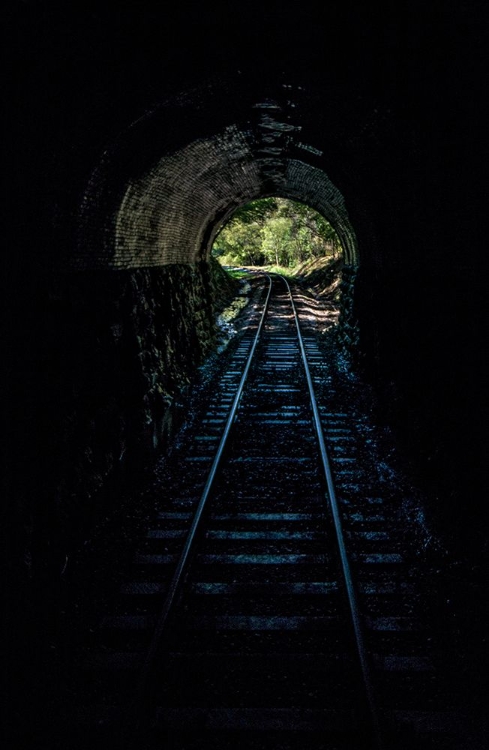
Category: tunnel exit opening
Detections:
[
  {"x1": 211, "y1": 197, "x2": 344, "y2": 272},
  {"x1": 209, "y1": 196, "x2": 358, "y2": 353}
]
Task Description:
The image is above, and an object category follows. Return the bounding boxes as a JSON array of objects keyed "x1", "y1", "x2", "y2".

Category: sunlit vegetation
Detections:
[
  {"x1": 212, "y1": 198, "x2": 343, "y2": 268},
  {"x1": 223, "y1": 268, "x2": 251, "y2": 279}
]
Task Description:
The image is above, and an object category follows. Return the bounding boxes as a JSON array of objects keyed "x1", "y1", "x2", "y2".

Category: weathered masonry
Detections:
[{"x1": 4, "y1": 4, "x2": 488, "y2": 589}]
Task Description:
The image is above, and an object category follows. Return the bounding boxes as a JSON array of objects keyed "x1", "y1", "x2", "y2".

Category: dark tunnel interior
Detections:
[{"x1": 3, "y1": 1, "x2": 489, "y2": 747}]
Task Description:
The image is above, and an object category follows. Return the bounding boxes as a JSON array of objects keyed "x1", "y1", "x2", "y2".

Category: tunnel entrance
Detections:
[
  {"x1": 76, "y1": 77, "x2": 360, "y2": 273},
  {"x1": 210, "y1": 197, "x2": 354, "y2": 348},
  {"x1": 211, "y1": 197, "x2": 344, "y2": 270}
]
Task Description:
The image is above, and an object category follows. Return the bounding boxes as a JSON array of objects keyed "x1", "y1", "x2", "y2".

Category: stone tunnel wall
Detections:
[
  {"x1": 7, "y1": 258, "x2": 237, "y2": 583},
  {"x1": 336, "y1": 266, "x2": 359, "y2": 352},
  {"x1": 351, "y1": 255, "x2": 487, "y2": 548}
]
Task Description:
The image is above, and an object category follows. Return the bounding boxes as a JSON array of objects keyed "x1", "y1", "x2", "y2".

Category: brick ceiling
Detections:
[{"x1": 78, "y1": 81, "x2": 359, "y2": 270}]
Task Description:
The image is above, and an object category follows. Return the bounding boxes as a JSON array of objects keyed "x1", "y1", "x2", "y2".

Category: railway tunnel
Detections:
[{"x1": 4, "y1": 2, "x2": 488, "y2": 747}]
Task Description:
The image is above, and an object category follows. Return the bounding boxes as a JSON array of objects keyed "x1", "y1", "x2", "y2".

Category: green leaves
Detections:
[{"x1": 212, "y1": 198, "x2": 342, "y2": 268}]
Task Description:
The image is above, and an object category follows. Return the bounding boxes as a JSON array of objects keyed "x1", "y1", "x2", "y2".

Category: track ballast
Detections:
[{"x1": 69, "y1": 273, "x2": 461, "y2": 750}]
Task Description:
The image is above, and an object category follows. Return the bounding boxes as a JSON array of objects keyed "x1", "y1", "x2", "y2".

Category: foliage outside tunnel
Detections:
[{"x1": 212, "y1": 198, "x2": 343, "y2": 268}]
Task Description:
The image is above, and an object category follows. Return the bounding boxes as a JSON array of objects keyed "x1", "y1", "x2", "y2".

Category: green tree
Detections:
[
  {"x1": 262, "y1": 216, "x2": 293, "y2": 266},
  {"x1": 213, "y1": 220, "x2": 264, "y2": 265},
  {"x1": 212, "y1": 197, "x2": 342, "y2": 267}
]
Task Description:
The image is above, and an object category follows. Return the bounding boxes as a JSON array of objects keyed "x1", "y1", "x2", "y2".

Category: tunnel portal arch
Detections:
[{"x1": 76, "y1": 79, "x2": 361, "y2": 272}]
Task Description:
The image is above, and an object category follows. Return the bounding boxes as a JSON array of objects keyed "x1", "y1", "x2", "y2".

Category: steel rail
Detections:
[
  {"x1": 281, "y1": 274, "x2": 385, "y2": 750},
  {"x1": 125, "y1": 273, "x2": 274, "y2": 731}
]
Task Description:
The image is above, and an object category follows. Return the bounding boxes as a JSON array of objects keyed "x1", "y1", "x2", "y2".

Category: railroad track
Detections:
[{"x1": 69, "y1": 274, "x2": 460, "y2": 750}]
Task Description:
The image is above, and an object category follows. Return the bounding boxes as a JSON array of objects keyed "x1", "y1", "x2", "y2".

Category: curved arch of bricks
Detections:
[{"x1": 76, "y1": 82, "x2": 359, "y2": 271}]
